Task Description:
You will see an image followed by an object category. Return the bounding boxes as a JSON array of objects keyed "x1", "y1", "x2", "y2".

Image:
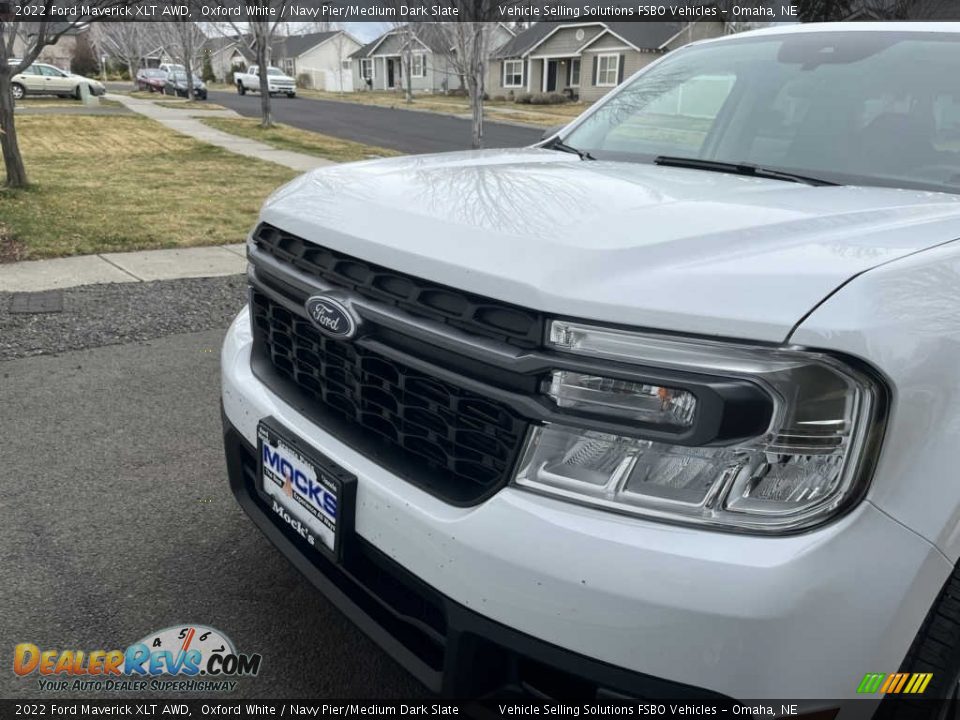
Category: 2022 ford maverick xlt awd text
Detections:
[{"x1": 222, "y1": 24, "x2": 960, "y2": 702}]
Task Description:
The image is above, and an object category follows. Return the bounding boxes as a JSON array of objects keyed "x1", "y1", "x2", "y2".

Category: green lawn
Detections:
[
  {"x1": 0, "y1": 115, "x2": 297, "y2": 260},
  {"x1": 201, "y1": 118, "x2": 402, "y2": 163}
]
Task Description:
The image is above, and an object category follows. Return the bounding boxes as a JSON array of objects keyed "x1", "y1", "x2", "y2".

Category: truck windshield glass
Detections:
[
  {"x1": 267, "y1": 68, "x2": 285, "y2": 76},
  {"x1": 564, "y1": 31, "x2": 960, "y2": 195}
]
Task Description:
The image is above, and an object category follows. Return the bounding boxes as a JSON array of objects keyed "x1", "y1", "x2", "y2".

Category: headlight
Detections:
[{"x1": 513, "y1": 320, "x2": 887, "y2": 534}]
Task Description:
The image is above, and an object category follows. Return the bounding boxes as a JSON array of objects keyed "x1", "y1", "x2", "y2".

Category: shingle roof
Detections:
[
  {"x1": 349, "y1": 24, "x2": 457, "y2": 59},
  {"x1": 272, "y1": 31, "x2": 341, "y2": 59},
  {"x1": 490, "y1": 21, "x2": 686, "y2": 59},
  {"x1": 490, "y1": 22, "x2": 557, "y2": 59}
]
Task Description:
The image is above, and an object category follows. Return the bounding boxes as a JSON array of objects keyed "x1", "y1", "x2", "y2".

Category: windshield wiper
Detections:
[
  {"x1": 654, "y1": 156, "x2": 839, "y2": 187},
  {"x1": 546, "y1": 137, "x2": 595, "y2": 161}
]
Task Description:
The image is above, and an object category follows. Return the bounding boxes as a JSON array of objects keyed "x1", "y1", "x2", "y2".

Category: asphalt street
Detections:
[
  {"x1": 0, "y1": 278, "x2": 426, "y2": 699},
  {"x1": 207, "y1": 90, "x2": 543, "y2": 154}
]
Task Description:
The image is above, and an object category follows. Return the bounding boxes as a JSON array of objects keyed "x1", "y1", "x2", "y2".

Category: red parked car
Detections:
[{"x1": 135, "y1": 68, "x2": 167, "y2": 93}]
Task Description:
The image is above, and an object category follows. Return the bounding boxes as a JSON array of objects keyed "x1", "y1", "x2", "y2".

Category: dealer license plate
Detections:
[{"x1": 257, "y1": 418, "x2": 355, "y2": 561}]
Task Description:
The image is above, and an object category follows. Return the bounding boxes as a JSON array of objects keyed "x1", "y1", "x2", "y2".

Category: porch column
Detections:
[{"x1": 542, "y1": 58, "x2": 547, "y2": 93}]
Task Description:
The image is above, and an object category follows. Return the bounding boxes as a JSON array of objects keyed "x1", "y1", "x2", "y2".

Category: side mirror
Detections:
[{"x1": 540, "y1": 124, "x2": 565, "y2": 141}]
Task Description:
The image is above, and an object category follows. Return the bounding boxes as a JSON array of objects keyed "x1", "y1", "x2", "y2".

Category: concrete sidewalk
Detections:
[
  {"x1": 0, "y1": 244, "x2": 248, "y2": 292},
  {"x1": 107, "y1": 93, "x2": 334, "y2": 173}
]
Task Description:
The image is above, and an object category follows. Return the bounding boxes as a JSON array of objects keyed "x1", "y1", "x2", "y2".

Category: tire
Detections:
[
  {"x1": 237, "y1": 82, "x2": 246, "y2": 96},
  {"x1": 74, "y1": 85, "x2": 82, "y2": 100},
  {"x1": 885, "y1": 562, "x2": 960, "y2": 718},
  {"x1": 11, "y1": 83, "x2": 25, "y2": 101},
  {"x1": 286, "y1": 92, "x2": 296, "y2": 98}
]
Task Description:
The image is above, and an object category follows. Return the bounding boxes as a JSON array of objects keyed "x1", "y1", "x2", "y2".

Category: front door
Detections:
[
  {"x1": 546, "y1": 60, "x2": 558, "y2": 93},
  {"x1": 387, "y1": 59, "x2": 395, "y2": 89}
]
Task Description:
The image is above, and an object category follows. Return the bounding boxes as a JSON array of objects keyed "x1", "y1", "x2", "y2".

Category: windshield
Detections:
[
  {"x1": 564, "y1": 31, "x2": 960, "y2": 195},
  {"x1": 267, "y1": 68, "x2": 285, "y2": 76}
]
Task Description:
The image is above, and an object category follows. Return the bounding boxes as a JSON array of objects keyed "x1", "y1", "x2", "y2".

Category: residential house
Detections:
[
  {"x1": 177, "y1": 31, "x2": 360, "y2": 89},
  {"x1": 487, "y1": 21, "x2": 726, "y2": 102},
  {"x1": 350, "y1": 24, "x2": 515, "y2": 94},
  {"x1": 202, "y1": 36, "x2": 246, "y2": 80},
  {"x1": 11, "y1": 22, "x2": 87, "y2": 71},
  {"x1": 270, "y1": 31, "x2": 363, "y2": 91}
]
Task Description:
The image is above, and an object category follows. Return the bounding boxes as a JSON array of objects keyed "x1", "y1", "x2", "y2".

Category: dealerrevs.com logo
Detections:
[{"x1": 14, "y1": 624, "x2": 261, "y2": 693}]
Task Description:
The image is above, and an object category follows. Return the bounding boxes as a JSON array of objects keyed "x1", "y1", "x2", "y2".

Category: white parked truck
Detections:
[
  {"x1": 222, "y1": 22, "x2": 960, "y2": 708},
  {"x1": 234, "y1": 65, "x2": 296, "y2": 98}
]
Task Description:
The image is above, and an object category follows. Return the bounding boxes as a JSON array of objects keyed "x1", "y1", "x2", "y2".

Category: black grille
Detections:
[
  {"x1": 251, "y1": 291, "x2": 528, "y2": 505},
  {"x1": 253, "y1": 223, "x2": 544, "y2": 349}
]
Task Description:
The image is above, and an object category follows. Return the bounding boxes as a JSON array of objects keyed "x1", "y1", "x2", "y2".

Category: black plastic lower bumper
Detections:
[{"x1": 222, "y1": 412, "x2": 728, "y2": 700}]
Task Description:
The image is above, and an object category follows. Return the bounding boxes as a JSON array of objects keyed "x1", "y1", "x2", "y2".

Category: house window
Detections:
[
  {"x1": 360, "y1": 58, "x2": 374, "y2": 80},
  {"x1": 341, "y1": 60, "x2": 351, "y2": 71},
  {"x1": 411, "y1": 53, "x2": 426, "y2": 78},
  {"x1": 282, "y1": 58, "x2": 294, "y2": 75},
  {"x1": 503, "y1": 59, "x2": 523, "y2": 88},
  {"x1": 569, "y1": 58, "x2": 581, "y2": 87},
  {"x1": 596, "y1": 54, "x2": 620, "y2": 87}
]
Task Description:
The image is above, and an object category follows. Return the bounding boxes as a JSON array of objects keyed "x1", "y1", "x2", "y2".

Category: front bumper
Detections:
[{"x1": 222, "y1": 305, "x2": 951, "y2": 699}]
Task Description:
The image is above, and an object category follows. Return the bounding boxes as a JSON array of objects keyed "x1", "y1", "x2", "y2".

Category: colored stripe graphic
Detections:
[
  {"x1": 859, "y1": 672, "x2": 934, "y2": 694},
  {"x1": 858, "y1": 673, "x2": 886, "y2": 693}
]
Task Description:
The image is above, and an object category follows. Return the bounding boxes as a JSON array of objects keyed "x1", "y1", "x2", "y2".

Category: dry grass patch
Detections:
[
  {"x1": 295, "y1": 88, "x2": 591, "y2": 127},
  {"x1": 201, "y1": 118, "x2": 401, "y2": 163},
  {"x1": 16, "y1": 97, "x2": 123, "y2": 109},
  {"x1": 0, "y1": 115, "x2": 297, "y2": 260}
]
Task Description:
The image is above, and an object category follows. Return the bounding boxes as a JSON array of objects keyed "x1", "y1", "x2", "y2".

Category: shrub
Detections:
[
  {"x1": 528, "y1": 92, "x2": 570, "y2": 105},
  {"x1": 514, "y1": 92, "x2": 533, "y2": 104},
  {"x1": 201, "y1": 51, "x2": 216, "y2": 83},
  {"x1": 492, "y1": 94, "x2": 506, "y2": 102},
  {"x1": 70, "y1": 33, "x2": 99, "y2": 77},
  {"x1": 446, "y1": 87, "x2": 468, "y2": 97},
  {"x1": 297, "y1": 73, "x2": 313, "y2": 89}
]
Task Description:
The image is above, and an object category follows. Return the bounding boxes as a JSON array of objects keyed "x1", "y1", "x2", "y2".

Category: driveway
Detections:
[
  {"x1": 208, "y1": 90, "x2": 543, "y2": 154},
  {"x1": 0, "y1": 277, "x2": 426, "y2": 699}
]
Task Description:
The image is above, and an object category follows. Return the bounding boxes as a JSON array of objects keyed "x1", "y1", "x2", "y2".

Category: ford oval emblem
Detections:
[{"x1": 305, "y1": 296, "x2": 357, "y2": 339}]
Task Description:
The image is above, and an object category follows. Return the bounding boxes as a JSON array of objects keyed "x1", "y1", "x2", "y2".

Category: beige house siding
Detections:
[
  {"x1": 487, "y1": 56, "x2": 533, "y2": 96},
  {"x1": 586, "y1": 32, "x2": 633, "y2": 52},
  {"x1": 579, "y1": 50, "x2": 659, "y2": 103},
  {"x1": 489, "y1": 20, "x2": 725, "y2": 102},
  {"x1": 13, "y1": 34, "x2": 79, "y2": 71},
  {"x1": 534, "y1": 26, "x2": 602, "y2": 58}
]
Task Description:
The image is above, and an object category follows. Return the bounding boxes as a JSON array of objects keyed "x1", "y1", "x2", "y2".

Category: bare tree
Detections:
[
  {"x1": 325, "y1": 26, "x2": 351, "y2": 93},
  {"x1": 1, "y1": 12, "x2": 127, "y2": 187},
  {"x1": 90, "y1": 22, "x2": 156, "y2": 89},
  {"x1": 386, "y1": 21, "x2": 417, "y2": 104},
  {"x1": 436, "y1": 16, "x2": 502, "y2": 149},
  {"x1": 213, "y1": 3, "x2": 290, "y2": 128},
  {"x1": 157, "y1": 19, "x2": 206, "y2": 99}
]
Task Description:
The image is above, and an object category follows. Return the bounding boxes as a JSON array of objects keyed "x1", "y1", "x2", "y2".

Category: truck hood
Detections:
[{"x1": 260, "y1": 148, "x2": 960, "y2": 343}]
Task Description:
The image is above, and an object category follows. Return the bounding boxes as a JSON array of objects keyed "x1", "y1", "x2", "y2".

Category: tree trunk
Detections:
[
  {"x1": 0, "y1": 71, "x2": 29, "y2": 188},
  {"x1": 128, "y1": 61, "x2": 138, "y2": 90},
  {"x1": 257, "y1": 41, "x2": 273, "y2": 128},
  {"x1": 405, "y1": 56, "x2": 413, "y2": 104},
  {"x1": 468, "y1": 72, "x2": 483, "y2": 149},
  {"x1": 184, "y1": 31, "x2": 195, "y2": 100}
]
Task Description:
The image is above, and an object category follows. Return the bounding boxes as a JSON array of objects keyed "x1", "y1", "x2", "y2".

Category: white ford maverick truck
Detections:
[{"x1": 222, "y1": 23, "x2": 960, "y2": 705}]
